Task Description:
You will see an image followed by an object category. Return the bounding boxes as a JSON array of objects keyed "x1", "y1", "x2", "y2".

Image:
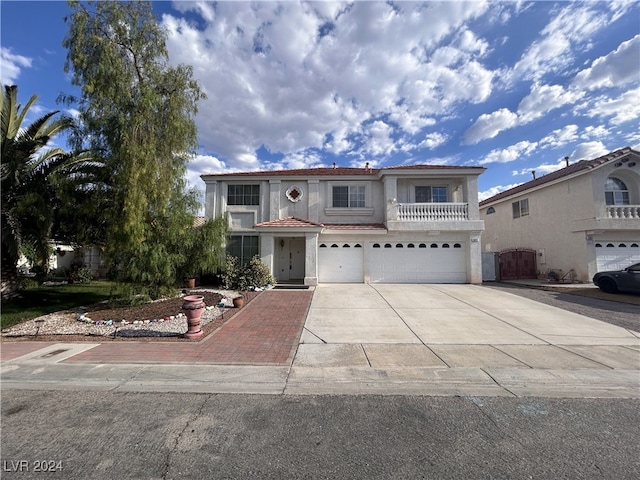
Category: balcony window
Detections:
[
  {"x1": 228, "y1": 185, "x2": 260, "y2": 205},
  {"x1": 512, "y1": 198, "x2": 529, "y2": 218},
  {"x1": 605, "y1": 177, "x2": 630, "y2": 205},
  {"x1": 415, "y1": 186, "x2": 447, "y2": 203},
  {"x1": 332, "y1": 185, "x2": 365, "y2": 208}
]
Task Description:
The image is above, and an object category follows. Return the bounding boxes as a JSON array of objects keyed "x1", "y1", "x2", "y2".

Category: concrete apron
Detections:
[
  {"x1": 2, "y1": 284, "x2": 639, "y2": 398},
  {"x1": 292, "y1": 284, "x2": 640, "y2": 397}
]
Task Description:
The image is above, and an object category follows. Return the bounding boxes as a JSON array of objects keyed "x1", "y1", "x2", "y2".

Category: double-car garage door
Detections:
[{"x1": 318, "y1": 241, "x2": 466, "y2": 283}]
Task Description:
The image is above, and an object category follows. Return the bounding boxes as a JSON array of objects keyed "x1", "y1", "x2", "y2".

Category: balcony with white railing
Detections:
[
  {"x1": 606, "y1": 205, "x2": 640, "y2": 219},
  {"x1": 387, "y1": 202, "x2": 484, "y2": 231},
  {"x1": 397, "y1": 202, "x2": 469, "y2": 221},
  {"x1": 572, "y1": 204, "x2": 640, "y2": 232}
]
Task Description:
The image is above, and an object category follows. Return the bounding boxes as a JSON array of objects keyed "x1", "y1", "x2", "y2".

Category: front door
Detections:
[{"x1": 275, "y1": 237, "x2": 305, "y2": 282}]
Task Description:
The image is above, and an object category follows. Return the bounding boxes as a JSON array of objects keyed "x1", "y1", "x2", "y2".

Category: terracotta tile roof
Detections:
[
  {"x1": 206, "y1": 167, "x2": 379, "y2": 177},
  {"x1": 322, "y1": 223, "x2": 387, "y2": 230},
  {"x1": 202, "y1": 164, "x2": 483, "y2": 178},
  {"x1": 254, "y1": 217, "x2": 324, "y2": 228},
  {"x1": 383, "y1": 164, "x2": 484, "y2": 171},
  {"x1": 480, "y1": 147, "x2": 637, "y2": 206}
]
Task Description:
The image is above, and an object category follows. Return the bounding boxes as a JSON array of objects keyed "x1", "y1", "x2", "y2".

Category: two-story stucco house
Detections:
[
  {"x1": 479, "y1": 147, "x2": 640, "y2": 283},
  {"x1": 201, "y1": 164, "x2": 485, "y2": 286}
]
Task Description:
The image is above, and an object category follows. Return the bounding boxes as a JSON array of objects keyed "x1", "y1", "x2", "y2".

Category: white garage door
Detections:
[
  {"x1": 369, "y1": 242, "x2": 466, "y2": 283},
  {"x1": 318, "y1": 243, "x2": 364, "y2": 283},
  {"x1": 595, "y1": 241, "x2": 640, "y2": 271}
]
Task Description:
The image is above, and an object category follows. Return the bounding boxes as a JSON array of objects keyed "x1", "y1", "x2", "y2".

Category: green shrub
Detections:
[
  {"x1": 67, "y1": 261, "x2": 94, "y2": 283},
  {"x1": 223, "y1": 255, "x2": 274, "y2": 290}
]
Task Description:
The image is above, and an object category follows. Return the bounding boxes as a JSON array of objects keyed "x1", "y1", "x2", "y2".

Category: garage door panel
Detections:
[
  {"x1": 318, "y1": 243, "x2": 364, "y2": 283},
  {"x1": 369, "y1": 242, "x2": 466, "y2": 283},
  {"x1": 596, "y1": 242, "x2": 640, "y2": 271}
]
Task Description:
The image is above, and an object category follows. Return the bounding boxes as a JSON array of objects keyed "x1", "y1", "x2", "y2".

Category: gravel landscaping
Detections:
[{"x1": 1, "y1": 289, "x2": 254, "y2": 342}]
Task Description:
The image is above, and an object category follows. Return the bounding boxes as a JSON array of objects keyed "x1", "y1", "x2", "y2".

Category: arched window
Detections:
[
  {"x1": 373, "y1": 243, "x2": 380, "y2": 248},
  {"x1": 384, "y1": 243, "x2": 392, "y2": 248},
  {"x1": 430, "y1": 243, "x2": 438, "y2": 248},
  {"x1": 407, "y1": 243, "x2": 415, "y2": 248},
  {"x1": 419, "y1": 243, "x2": 426, "y2": 248},
  {"x1": 396, "y1": 243, "x2": 403, "y2": 248},
  {"x1": 320, "y1": 244, "x2": 327, "y2": 248},
  {"x1": 605, "y1": 177, "x2": 630, "y2": 205},
  {"x1": 442, "y1": 243, "x2": 450, "y2": 248},
  {"x1": 486, "y1": 207, "x2": 495, "y2": 214}
]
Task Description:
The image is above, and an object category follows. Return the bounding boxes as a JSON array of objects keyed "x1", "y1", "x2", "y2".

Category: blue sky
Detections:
[{"x1": 2, "y1": 1, "x2": 639, "y2": 205}]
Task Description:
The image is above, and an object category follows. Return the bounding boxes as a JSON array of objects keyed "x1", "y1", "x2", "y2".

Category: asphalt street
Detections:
[{"x1": 2, "y1": 390, "x2": 639, "y2": 479}]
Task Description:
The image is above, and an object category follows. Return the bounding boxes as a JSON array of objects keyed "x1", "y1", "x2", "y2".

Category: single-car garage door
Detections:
[
  {"x1": 318, "y1": 243, "x2": 364, "y2": 283},
  {"x1": 369, "y1": 242, "x2": 466, "y2": 283},
  {"x1": 596, "y1": 242, "x2": 640, "y2": 271}
]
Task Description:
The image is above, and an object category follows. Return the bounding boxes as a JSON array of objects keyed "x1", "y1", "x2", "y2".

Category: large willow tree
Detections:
[{"x1": 63, "y1": 0, "x2": 222, "y2": 297}]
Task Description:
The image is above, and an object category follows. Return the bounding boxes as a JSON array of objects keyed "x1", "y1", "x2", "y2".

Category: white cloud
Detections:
[
  {"x1": 512, "y1": 158, "x2": 568, "y2": 177},
  {"x1": 572, "y1": 35, "x2": 640, "y2": 90},
  {"x1": 0, "y1": 47, "x2": 32, "y2": 85},
  {"x1": 517, "y1": 84, "x2": 584, "y2": 123},
  {"x1": 584, "y1": 87, "x2": 640, "y2": 125},
  {"x1": 539, "y1": 124, "x2": 579, "y2": 149},
  {"x1": 464, "y1": 108, "x2": 518, "y2": 145},
  {"x1": 419, "y1": 132, "x2": 449, "y2": 150},
  {"x1": 478, "y1": 140, "x2": 538, "y2": 165},
  {"x1": 570, "y1": 141, "x2": 610, "y2": 162},
  {"x1": 505, "y1": 3, "x2": 611, "y2": 84},
  {"x1": 581, "y1": 125, "x2": 610, "y2": 140},
  {"x1": 162, "y1": 1, "x2": 494, "y2": 166},
  {"x1": 479, "y1": 183, "x2": 522, "y2": 201},
  {"x1": 362, "y1": 120, "x2": 395, "y2": 157}
]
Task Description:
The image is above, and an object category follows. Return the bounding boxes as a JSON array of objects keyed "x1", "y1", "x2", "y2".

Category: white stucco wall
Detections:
[{"x1": 481, "y1": 154, "x2": 640, "y2": 282}]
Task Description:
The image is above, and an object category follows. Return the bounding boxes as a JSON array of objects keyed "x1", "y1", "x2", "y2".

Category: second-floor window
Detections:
[
  {"x1": 512, "y1": 198, "x2": 529, "y2": 218},
  {"x1": 228, "y1": 185, "x2": 259, "y2": 205},
  {"x1": 333, "y1": 185, "x2": 365, "y2": 208},
  {"x1": 605, "y1": 177, "x2": 630, "y2": 205},
  {"x1": 415, "y1": 186, "x2": 447, "y2": 203}
]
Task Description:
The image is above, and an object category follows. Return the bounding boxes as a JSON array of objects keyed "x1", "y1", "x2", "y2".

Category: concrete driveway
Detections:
[{"x1": 289, "y1": 284, "x2": 640, "y2": 396}]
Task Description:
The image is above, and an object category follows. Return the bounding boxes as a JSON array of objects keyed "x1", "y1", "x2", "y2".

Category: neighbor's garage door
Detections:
[
  {"x1": 595, "y1": 241, "x2": 640, "y2": 271},
  {"x1": 369, "y1": 242, "x2": 466, "y2": 283},
  {"x1": 318, "y1": 242, "x2": 364, "y2": 283}
]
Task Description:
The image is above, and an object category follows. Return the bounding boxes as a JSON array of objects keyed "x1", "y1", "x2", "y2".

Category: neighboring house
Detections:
[
  {"x1": 201, "y1": 164, "x2": 485, "y2": 285},
  {"x1": 479, "y1": 147, "x2": 640, "y2": 283}
]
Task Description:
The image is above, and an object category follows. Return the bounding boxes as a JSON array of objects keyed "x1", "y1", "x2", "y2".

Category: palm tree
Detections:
[{"x1": 1, "y1": 84, "x2": 89, "y2": 295}]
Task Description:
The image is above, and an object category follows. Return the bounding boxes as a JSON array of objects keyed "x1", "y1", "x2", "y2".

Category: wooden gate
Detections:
[{"x1": 499, "y1": 248, "x2": 537, "y2": 280}]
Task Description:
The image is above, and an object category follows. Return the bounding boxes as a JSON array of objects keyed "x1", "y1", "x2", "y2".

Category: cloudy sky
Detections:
[{"x1": 2, "y1": 1, "x2": 639, "y2": 204}]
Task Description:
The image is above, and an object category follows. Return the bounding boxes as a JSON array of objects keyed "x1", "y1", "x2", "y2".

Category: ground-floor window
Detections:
[{"x1": 227, "y1": 235, "x2": 259, "y2": 264}]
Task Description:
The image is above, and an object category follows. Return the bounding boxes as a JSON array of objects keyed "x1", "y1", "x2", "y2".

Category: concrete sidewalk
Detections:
[{"x1": 2, "y1": 284, "x2": 639, "y2": 398}]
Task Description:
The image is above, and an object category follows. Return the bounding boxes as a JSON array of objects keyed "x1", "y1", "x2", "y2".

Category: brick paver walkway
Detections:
[
  {"x1": 1, "y1": 342, "x2": 52, "y2": 361},
  {"x1": 32, "y1": 290, "x2": 314, "y2": 366}
]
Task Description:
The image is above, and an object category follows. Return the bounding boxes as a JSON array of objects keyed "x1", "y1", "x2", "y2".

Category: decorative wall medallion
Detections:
[{"x1": 286, "y1": 185, "x2": 303, "y2": 202}]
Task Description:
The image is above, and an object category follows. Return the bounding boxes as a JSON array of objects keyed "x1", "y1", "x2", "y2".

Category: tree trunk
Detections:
[{"x1": 1, "y1": 249, "x2": 20, "y2": 300}]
